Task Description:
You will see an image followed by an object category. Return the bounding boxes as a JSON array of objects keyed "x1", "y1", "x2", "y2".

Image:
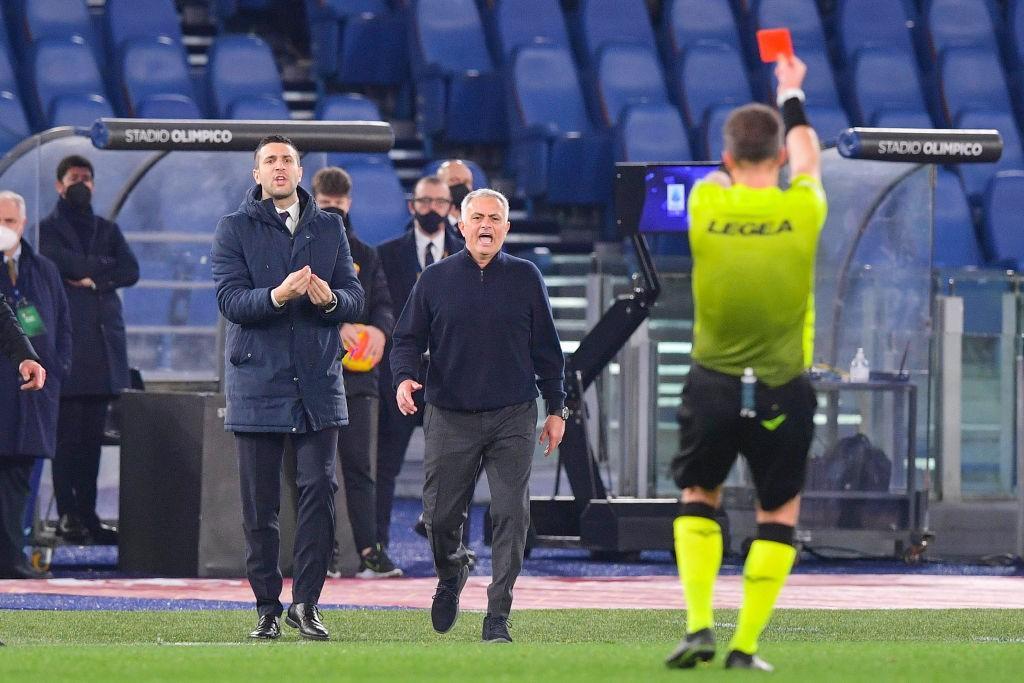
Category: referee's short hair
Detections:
[{"x1": 724, "y1": 103, "x2": 783, "y2": 164}]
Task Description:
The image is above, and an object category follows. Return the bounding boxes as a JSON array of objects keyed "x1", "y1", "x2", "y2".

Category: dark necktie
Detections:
[
  {"x1": 5, "y1": 257, "x2": 14, "y2": 285},
  {"x1": 424, "y1": 242, "x2": 435, "y2": 268},
  {"x1": 278, "y1": 211, "x2": 290, "y2": 230}
]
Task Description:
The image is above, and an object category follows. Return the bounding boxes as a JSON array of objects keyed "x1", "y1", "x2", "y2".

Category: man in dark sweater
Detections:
[{"x1": 390, "y1": 188, "x2": 566, "y2": 643}]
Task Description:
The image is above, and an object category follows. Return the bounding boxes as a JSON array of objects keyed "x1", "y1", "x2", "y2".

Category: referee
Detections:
[{"x1": 665, "y1": 54, "x2": 824, "y2": 672}]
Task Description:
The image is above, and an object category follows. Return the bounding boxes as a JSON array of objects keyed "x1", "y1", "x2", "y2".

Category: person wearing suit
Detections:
[
  {"x1": 39, "y1": 155, "x2": 139, "y2": 546},
  {"x1": 0, "y1": 191, "x2": 61, "y2": 579},
  {"x1": 375, "y1": 175, "x2": 463, "y2": 549},
  {"x1": 436, "y1": 159, "x2": 474, "y2": 228},
  {"x1": 212, "y1": 136, "x2": 364, "y2": 641}
]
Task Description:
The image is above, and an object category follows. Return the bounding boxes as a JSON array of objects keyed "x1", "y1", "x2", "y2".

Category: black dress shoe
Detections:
[
  {"x1": 56, "y1": 513, "x2": 89, "y2": 544},
  {"x1": 0, "y1": 562, "x2": 52, "y2": 580},
  {"x1": 248, "y1": 614, "x2": 281, "y2": 640},
  {"x1": 286, "y1": 603, "x2": 329, "y2": 641},
  {"x1": 413, "y1": 514, "x2": 428, "y2": 538},
  {"x1": 431, "y1": 563, "x2": 469, "y2": 634},
  {"x1": 86, "y1": 522, "x2": 118, "y2": 545}
]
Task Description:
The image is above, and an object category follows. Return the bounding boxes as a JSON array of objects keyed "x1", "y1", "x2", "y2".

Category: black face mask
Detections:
[
  {"x1": 65, "y1": 182, "x2": 92, "y2": 212},
  {"x1": 322, "y1": 206, "x2": 352, "y2": 232},
  {"x1": 448, "y1": 183, "x2": 470, "y2": 209},
  {"x1": 416, "y1": 210, "x2": 446, "y2": 235}
]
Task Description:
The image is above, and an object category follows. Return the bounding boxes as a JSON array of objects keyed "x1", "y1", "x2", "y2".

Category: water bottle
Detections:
[
  {"x1": 849, "y1": 347, "x2": 870, "y2": 383},
  {"x1": 740, "y1": 367, "x2": 757, "y2": 418}
]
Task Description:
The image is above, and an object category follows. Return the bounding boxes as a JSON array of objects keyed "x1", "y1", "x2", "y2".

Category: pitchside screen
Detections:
[{"x1": 614, "y1": 162, "x2": 719, "y2": 236}]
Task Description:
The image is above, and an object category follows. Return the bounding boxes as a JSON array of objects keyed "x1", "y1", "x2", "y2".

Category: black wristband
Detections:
[{"x1": 780, "y1": 97, "x2": 810, "y2": 135}]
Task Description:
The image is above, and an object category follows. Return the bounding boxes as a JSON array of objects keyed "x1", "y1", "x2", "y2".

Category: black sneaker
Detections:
[
  {"x1": 482, "y1": 613, "x2": 512, "y2": 643},
  {"x1": 431, "y1": 563, "x2": 469, "y2": 633},
  {"x1": 356, "y1": 544, "x2": 403, "y2": 579},
  {"x1": 326, "y1": 541, "x2": 344, "y2": 579},
  {"x1": 665, "y1": 628, "x2": 716, "y2": 669},
  {"x1": 724, "y1": 649, "x2": 774, "y2": 672}
]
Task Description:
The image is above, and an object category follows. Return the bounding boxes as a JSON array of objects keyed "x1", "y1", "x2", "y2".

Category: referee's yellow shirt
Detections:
[{"x1": 688, "y1": 174, "x2": 827, "y2": 387}]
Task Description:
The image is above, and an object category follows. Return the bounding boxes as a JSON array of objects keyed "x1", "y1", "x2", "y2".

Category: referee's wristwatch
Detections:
[{"x1": 549, "y1": 405, "x2": 570, "y2": 420}]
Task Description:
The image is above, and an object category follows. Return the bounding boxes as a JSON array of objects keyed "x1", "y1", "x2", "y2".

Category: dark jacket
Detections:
[
  {"x1": 391, "y1": 249, "x2": 565, "y2": 412},
  {"x1": 211, "y1": 186, "x2": 364, "y2": 433},
  {"x1": 38, "y1": 198, "x2": 139, "y2": 396},
  {"x1": 0, "y1": 294, "x2": 37, "y2": 366},
  {"x1": 376, "y1": 222, "x2": 463, "y2": 394},
  {"x1": 340, "y1": 218, "x2": 394, "y2": 398},
  {"x1": 1, "y1": 242, "x2": 72, "y2": 458}
]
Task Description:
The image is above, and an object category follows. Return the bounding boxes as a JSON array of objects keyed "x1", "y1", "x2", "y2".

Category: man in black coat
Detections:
[
  {"x1": 0, "y1": 190, "x2": 70, "y2": 579},
  {"x1": 39, "y1": 155, "x2": 139, "y2": 546},
  {"x1": 375, "y1": 175, "x2": 463, "y2": 549}
]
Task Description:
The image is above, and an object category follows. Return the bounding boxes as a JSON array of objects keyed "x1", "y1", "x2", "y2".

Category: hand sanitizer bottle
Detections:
[{"x1": 849, "y1": 347, "x2": 870, "y2": 383}]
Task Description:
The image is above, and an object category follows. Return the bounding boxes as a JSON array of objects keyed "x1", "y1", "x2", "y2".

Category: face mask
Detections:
[
  {"x1": 0, "y1": 226, "x2": 18, "y2": 252},
  {"x1": 416, "y1": 210, "x2": 445, "y2": 235},
  {"x1": 65, "y1": 182, "x2": 92, "y2": 211},
  {"x1": 322, "y1": 206, "x2": 352, "y2": 231},
  {"x1": 448, "y1": 183, "x2": 470, "y2": 209}
]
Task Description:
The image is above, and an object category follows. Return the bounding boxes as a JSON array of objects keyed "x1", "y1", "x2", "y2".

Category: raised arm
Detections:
[{"x1": 776, "y1": 55, "x2": 820, "y2": 182}]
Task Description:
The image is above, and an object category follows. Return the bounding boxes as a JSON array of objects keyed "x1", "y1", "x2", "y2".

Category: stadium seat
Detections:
[
  {"x1": 662, "y1": 0, "x2": 743, "y2": 62},
  {"x1": 805, "y1": 106, "x2": 852, "y2": 146},
  {"x1": 851, "y1": 47, "x2": 931, "y2": 127},
  {"x1": 422, "y1": 159, "x2": 490, "y2": 189},
  {"x1": 306, "y1": 0, "x2": 407, "y2": 86},
  {"x1": 872, "y1": 110, "x2": 936, "y2": 129},
  {"x1": 409, "y1": 0, "x2": 506, "y2": 144},
  {"x1": 207, "y1": 35, "x2": 284, "y2": 119},
  {"x1": 926, "y1": 0, "x2": 999, "y2": 57},
  {"x1": 954, "y1": 110, "x2": 1024, "y2": 199},
  {"x1": 121, "y1": 37, "x2": 197, "y2": 118},
  {"x1": 776, "y1": 48, "x2": 841, "y2": 110},
  {"x1": 23, "y1": 0, "x2": 97, "y2": 44},
  {"x1": 981, "y1": 170, "x2": 1024, "y2": 269},
  {"x1": 32, "y1": 37, "x2": 114, "y2": 129},
  {"x1": 493, "y1": 0, "x2": 571, "y2": 60},
  {"x1": 0, "y1": 90, "x2": 32, "y2": 153},
  {"x1": 1013, "y1": 0, "x2": 1024, "y2": 67},
  {"x1": 507, "y1": 44, "x2": 611, "y2": 204},
  {"x1": 575, "y1": 0, "x2": 658, "y2": 67},
  {"x1": 105, "y1": 0, "x2": 184, "y2": 52},
  {"x1": 214, "y1": 0, "x2": 273, "y2": 23},
  {"x1": 595, "y1": 44, "x2": 670, "y2": 127},
  {"x1": 227, "y1": 95, "x2": 291, "y2": 120},
  {"x1": 939, "y1": 47, "x2": 1014, "y2": 125},
  {"x1": 305, "y1": 155, "x2": 409, "y2": 245},
  {"x1": 137, "y1": 93, "x2": 202, "y2": 119},
  {"x1": 753, "y1": 0, "x2": 828, "y2": 50},
  {"x1": 676, "y1": 43, "x2": 752, "y2": 144},
  {"x1": 836, "y1": 0, "x2": 915, "y2": 64},
  {"x1": 315, "y1": 93, "x2": 382, "y2": 121},
  {"x1": 933, "y1": 168, "x2": 983, "y2": 269},
  {"x1": 616, "y1": 102, "x2": 692, "y2": 162}
]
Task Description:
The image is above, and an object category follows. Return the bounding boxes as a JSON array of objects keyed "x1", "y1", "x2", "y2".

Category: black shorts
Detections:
[{"x1": 670, "y1": 363, "x2": 817, "y2": 511}]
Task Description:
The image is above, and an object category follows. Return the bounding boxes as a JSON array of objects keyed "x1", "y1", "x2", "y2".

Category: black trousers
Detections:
[
  {"x1": 0, "y1": 457, "x2": 33, "y2": 570},
  {"x1": 236, "y1": 427, "x2": 338, "y2": 618},
  {"x1": 375, "y1": 389, "x2": 423, "y2": 547},
  {"x1": 53, "y1": 396, "x2": 109, "y2": 526}
]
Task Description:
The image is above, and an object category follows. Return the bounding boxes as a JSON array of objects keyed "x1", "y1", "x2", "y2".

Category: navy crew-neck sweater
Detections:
[{"x1": 390, "y1": 248, "x2": 565, "y2": 413}]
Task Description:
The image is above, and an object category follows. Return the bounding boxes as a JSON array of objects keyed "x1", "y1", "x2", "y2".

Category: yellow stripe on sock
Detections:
[
  {"x1": 729, "y1": 539, "x2": 797, "y2": 655},
  {"x1": 673, "y1": 515, "x2": 722, "y2": 634}
]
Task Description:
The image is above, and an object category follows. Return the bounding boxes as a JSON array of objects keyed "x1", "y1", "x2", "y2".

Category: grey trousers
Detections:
[{"x1": 422, "y1": 400, "x2": 537, "y2": 617}]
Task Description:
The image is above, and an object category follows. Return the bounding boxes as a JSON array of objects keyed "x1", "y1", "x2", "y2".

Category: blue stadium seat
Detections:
[
  {"x1": 121, "y1": 38, "x2": 197, "y2": 117},
  {"x1": 214, "y1": 0, "x2": 273, "y2": 22},
  {"x1": 873, "y1": 110, "x2": 935, "y2": 129},
  {"x1": 32, "y1": 37, "x2": 113, "y2": 128},
  {"x1": 227, "y1": 95, "x2": 291, "y2": 120},
  {"x1": 939, "y1": 47, "x2": 1013, "y2": 125},
  {"x1": 926, "y1": 0, "x2": 999, "y2": 57},
  {"x1": 410, "y1": 0, "x2": 506, "y2": 144},
  {"x1": 805, "y1": 106, "x2": 851, "y2": 146},
  {"x1": 595, "y1": 44, "x2": 670, "y2": 127},
  {"x1": 1013, "y1": 0, "x2": 1024, "y2": 67},
  {"x1": 105, "y1": 0, "x2": 183, "y2": 51},
  {"x1": 754, "y1": 0, "x2": 828, "y2": 50},
  {"x1": 676, "y1": 43, "x2": 751, "y2": 141},
  {"x1": 493, "y1": 0, "x2": 571, "y2": 60},
  {"x1": 23, "y1": 0, "x2": 97, "y2": 44},
  {"x1": 575, "y1": 0, "x2": 657, "y2": 66},
  {"x1": 616, "y1": 102, "x2": 692, "y2": 162},
  {"x1": 662, "y1": 0, "x2": 743, "y2": 62},
  {"x1": 836, "y1": 0, "x2": 915, "y2": 63},
  {"x1": 775, "y1": 48, "x2": 841, "y2": 109},
  {"x1": 955, "y1": 110, "x2": 1024, "y2": 199},
  {"x1": 933, "y1": 168, "x2": 983, "y2": 268},
  {"x1": 852, "y1": 47, "x2": 931, "y2": 126},
  {"x1": 306, "y1": 155, "x2": 409, "y2": 245},
  {"x1": 137, "y1": 94, "x2": 202, "y2": 119},
  {"x1": 315, "y1": 93, "x2": 382, "y2": 121},
  {"x1": 704, "y1": 106, "x2": 731, "y2": 160},
  {"x1": 306, "y1": 0, "x2": 407, "y2": 86},
  {"x1": 0, "y1": 91, "x2": 31, "y2": 153},
  {"x1": 982, "y1": 171, "x2": 1024, "y2": 269},
  {"x1": 507, "y1": 45, "x2": 611, "y2": 204},
  {"x1": 422, "y1": 159, "x2": 491, "y2": 189},
  {"x1": 207, "y1": 35, "x2": 284, "y2": 119}
]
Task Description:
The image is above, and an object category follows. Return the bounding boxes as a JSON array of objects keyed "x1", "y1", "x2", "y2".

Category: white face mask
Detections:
[{"x1": 0, "y1": 226, "x2": 18, "y2": 252}]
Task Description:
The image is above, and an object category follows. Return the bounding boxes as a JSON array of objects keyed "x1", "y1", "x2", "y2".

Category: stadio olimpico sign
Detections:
[
  {"x1": 90, "y1": 118, "x2": 394, "y2": 153},
  {"x1": 837, "y1": 127, "x2": 1003, "y2": 164}
]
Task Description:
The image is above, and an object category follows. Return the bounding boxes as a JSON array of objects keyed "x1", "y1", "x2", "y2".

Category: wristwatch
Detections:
[{"x1": 550, "y1": 406, "x2": 569, "y2": 421}]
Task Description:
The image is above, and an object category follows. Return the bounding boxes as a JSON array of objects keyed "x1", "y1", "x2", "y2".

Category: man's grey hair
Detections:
[
  {"x1": 461, "y1": 188, "x2": 509, "y2": 222},
  {"x1": 0, "y1": 190, "x2": 26, "y2": 219}
]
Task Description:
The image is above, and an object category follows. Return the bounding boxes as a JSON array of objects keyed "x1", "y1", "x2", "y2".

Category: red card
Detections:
[{"x1": 757, "y1": 28, "x2": 793, "y2": 62}]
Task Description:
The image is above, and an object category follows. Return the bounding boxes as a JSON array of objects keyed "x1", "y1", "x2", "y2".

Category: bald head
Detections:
[{"x1": 437, "y1": 160, "x2": 473, "y2": 189}]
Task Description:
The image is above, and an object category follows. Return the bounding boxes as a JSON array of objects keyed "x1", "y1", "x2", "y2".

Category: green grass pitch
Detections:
[{"x1": 1, "y1": 608, "x2": 1022, "y2": 682}]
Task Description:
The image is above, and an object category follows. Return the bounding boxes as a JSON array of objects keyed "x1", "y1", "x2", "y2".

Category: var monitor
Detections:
[{"x1": 614, "y1": 162, "x2": 719, "y2": 237}]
